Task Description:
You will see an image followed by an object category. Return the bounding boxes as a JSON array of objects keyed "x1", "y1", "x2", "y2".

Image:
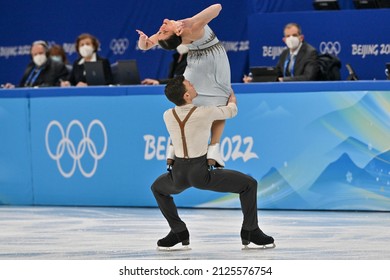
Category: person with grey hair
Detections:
[{"x1": 3, "y1": 40, "x2": 69, "y2": 88}]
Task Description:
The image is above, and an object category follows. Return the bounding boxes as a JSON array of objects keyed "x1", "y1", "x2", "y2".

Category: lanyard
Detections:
[
  {"x1": 24, "y1": 67, "x2": 43, "y2": 87},
  {"x1": 283, "y1": 54, "x2": 296, "y2": 77}
]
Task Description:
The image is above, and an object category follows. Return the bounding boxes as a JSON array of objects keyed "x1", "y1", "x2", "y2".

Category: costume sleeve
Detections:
[{"x1": 209, "y1": 103, "x2": 238, "y2": 120}]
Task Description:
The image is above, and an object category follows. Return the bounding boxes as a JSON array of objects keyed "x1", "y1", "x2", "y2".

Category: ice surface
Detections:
[{"x1": 0, "y1": 206, "x2": 389, "y2": 260}]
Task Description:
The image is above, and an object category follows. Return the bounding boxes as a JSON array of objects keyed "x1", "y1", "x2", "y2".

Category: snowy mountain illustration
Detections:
[
  {"x1": 328, "y1": 136, "x2": 380, "y2": 168},
  {"x1": 308, "y1": 152, "x2": 390, "y2": 210},
  {"x1": 310, "y1": 153, "x2": 375, "y2": 192},
  {"x1": 257, "y1": 167, "x2": 309, "y2": 209},
  {"x1": 198, "y1": 167, "x2": 309, "y2": 209},
  {"x1": 199, "y1": 92, "x2": 390, "y2": 210}
]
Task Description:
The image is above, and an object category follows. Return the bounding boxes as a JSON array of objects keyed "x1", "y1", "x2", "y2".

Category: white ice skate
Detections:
[{"x1": 207, "y1": 143, "x2": 224, "y2": 168}]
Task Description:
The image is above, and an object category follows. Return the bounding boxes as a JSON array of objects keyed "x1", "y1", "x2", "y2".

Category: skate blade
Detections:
[
  {"x1": 242, "y1": 243, "x2": 276, "y2": 250},
  {"x1": 157, "y1": 245, "x2": 191, "y2": 252}
]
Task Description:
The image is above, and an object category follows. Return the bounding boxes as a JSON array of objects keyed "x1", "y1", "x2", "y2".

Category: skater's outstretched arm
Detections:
[
  {"x1": 136, "y1": 4, "x2": 223, "y2": 50},
  {"x1": 136, "y1": 29, "x2": 158, "y2": 50},
  {"x1": 178, "y1": 4, "x2": 222, "y2": 36},
  {"x1": 137, "y1": 20, "x2": 184, "y2": 50}
]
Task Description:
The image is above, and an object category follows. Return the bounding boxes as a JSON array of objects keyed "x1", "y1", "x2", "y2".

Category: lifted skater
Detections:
[
  {"x1": 137, "y1": 3, "x2": 230, "y2": 168},
  {"x1": 151, "y1": 76, "x2": 275, "y2": 250}
]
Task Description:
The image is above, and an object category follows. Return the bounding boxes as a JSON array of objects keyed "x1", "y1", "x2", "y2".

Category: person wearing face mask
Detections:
[
  {"x1": 243, "y1": 23, "x2": 319, "y2": 83},
  {"x1": 61, "y1": 33, "x2": 113, "y2": 87},
  {"x1": 276, "y1": 23, "x2": 320, "y2": 82},
  {"x1": 3, "y1": 40, "x2": 69, "y2": 88},
  {"x1": 49, "y1": 44, "x2": 72, "y2": 73},
  {"x1": 141, "y1": 44, "x2": 188, "y2": 85}
]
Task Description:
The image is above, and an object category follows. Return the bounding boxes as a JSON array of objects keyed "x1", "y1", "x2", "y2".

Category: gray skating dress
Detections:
[{"x1": 184, "y1": 25, "x2": 231, "y2": 107}]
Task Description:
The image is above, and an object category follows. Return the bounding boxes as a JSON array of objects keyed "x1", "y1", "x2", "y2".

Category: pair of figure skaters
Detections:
[{"x1": 137, "y1": 4, "x2": 275, "y2": 250}]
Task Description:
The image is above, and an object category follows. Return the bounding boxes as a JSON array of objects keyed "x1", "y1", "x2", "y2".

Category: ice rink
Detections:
[{"x1": 0, "y1": 206, "x2": 389, "y2": 260}]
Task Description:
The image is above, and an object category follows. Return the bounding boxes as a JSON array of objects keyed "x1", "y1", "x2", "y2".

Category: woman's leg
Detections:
[
  {"x1": 207, "y1": 120, "x2": 225, "y2": 167},
  {"x1": 210, "y1": 119, "x2": 225, "y2": 144}
]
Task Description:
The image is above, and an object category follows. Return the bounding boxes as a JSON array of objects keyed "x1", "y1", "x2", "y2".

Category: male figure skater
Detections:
[
  {"x1": 151, "y1": 75, "x2": 275, "y2": 250},
  {"x1": 137, "y1": 4, "x2": 229, "y2": 168}
]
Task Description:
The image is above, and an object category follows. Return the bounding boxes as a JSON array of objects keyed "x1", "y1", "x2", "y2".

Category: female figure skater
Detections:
[{"x1": 136, "y1": 3, "x2": 230, "y2": 168}]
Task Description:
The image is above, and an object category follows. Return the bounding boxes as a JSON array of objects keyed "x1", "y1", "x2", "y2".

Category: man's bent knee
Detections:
[{"x1": 248, "y1": 176, "x2": 258, "y2": 189}]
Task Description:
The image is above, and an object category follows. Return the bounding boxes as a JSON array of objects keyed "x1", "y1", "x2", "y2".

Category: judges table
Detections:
[{"x1": 1, "y1": 81, "x2": 390, "y2": 211}]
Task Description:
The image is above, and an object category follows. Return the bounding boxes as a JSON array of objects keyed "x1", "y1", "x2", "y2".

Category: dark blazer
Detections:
[
  {"x1": 158, "y1": 52, "x2": 187, "y2": 84},
  {"x1": 19, "y1": 59, "x2": 69, "y2": 87},
  {"x1": 276, "y1": 42, "x2": 320, "y2": 81},
  {"x1": 68, "y1": 55, "x2": 113, "y2": 85}
]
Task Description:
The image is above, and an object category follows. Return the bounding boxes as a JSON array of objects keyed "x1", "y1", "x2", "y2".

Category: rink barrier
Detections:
[{"x1": 1, "y1": 81, "x2": 390, "y2": 211}]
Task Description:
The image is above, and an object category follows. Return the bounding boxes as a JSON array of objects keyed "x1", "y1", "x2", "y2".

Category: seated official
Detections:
[
  {"x1": 3, "y1": 40, "x2": 69, "y2": 88},
  {"x1": 243, "y1": 23, "x2": 319, "y2": 83},
  {"x1": 49, "y1": 44, "x2": 73, "y2": 73},
  {"x1": 61, "y1": 33, "x2": 112, "y2": 87}
]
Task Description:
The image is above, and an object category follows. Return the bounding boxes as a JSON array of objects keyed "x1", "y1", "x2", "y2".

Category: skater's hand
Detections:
[
  {"x1": 174, "y1": 20, "x2": 184, "y2": 35},
  {"x1": 228, "y1": 90, "x2": 237, "y2": 104},
  {"x1": 177, "y1": 18, "x2": 193, "y2": 35},
  {"x1": 136, "y1": 29, "x2": 154, "y2": 50}
]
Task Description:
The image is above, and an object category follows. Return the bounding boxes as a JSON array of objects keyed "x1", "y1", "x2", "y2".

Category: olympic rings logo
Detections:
[
  {"x1": 110, "y1": 38, "x2": 129, "y2": 55},
  {"x1": 45, "y1": 119, "x2": 108, "y2": 178},
  {"x1": 319, "y1": 41, "x2": 341, "y2": 55}
]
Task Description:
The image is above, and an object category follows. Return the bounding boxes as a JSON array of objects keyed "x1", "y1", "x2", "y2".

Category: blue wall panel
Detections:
[
  {"x1": 0, "y1": 97, "x2": 33, "y2": 205},
  {"x1": 29, "y1": 87, "x2": 169, "y2": 206},
  {"x1": 2, "y1": 82, "x2": 390, "y2": 210}
]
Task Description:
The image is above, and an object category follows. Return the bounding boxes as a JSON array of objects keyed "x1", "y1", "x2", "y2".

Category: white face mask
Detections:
[
  {"x1": 33, "y1": 54, "x2": 47, "y2": 67},
  {"x1": 50, "y1": 55, "x2": 63, "y2": 63},
  {"x1": 285, "y1": 36, "x2": 301, "y2": 50},
  {"x1": 176, "y1": 44, "x2": 189, "y2": 55},
  {"x1": 79, "y1": 45, "x2": 94, "y2": 58}
]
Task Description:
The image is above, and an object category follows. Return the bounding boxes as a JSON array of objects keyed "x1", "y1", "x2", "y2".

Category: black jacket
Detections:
[
  {"x1": 158, "y1": 52, "x2": 187, "y2": 84},
  {"x1": 68, "y1": 55, "x2": 113, "y2": 85},
  {"x1": 19, "y1": 59, "x2": 69, "y2": 87},
  {"x1": 276, "y1": 42, "x2": 320, "y2": 81}
]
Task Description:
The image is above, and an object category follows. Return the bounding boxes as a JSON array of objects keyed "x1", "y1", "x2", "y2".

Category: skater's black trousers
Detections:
[{"x1": 151, "y1": 155, "x2": 259, "y2": 233}]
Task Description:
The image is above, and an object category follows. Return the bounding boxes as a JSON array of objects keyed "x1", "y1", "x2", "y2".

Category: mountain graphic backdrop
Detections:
[
  {"x1": 327, "y1": 136, "x2": 381, "y2": 168},
  {"x1": 199, "y1": 167, "x2": 309, "y2": 209},
  {"x1": 257, "y1": 167, "x2": 309, "y2": 209},
  {"x1": 199, "y1": 91, "x2": 390, "y2": 211},
  {"x1": 307, "y1": 152, "x2": 390, "y2": 210}
]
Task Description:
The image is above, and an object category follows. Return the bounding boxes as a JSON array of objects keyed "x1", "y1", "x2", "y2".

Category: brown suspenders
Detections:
[{"x1": 172, "y1": 106, "x2": 197, "y2": 159}]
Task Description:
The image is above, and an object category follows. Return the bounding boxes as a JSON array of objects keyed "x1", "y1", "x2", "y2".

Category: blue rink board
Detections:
[{"x1": 1, "y1": 81, "x2": 390, "y2": 210}]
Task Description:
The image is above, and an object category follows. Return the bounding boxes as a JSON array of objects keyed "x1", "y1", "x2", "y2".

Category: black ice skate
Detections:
[
  {"x1": 241, "y1": 227, "x2": 275, "y2": 250},
  {"x1": 157, "y1": 229, "x2": 191, "y2": 251}
]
